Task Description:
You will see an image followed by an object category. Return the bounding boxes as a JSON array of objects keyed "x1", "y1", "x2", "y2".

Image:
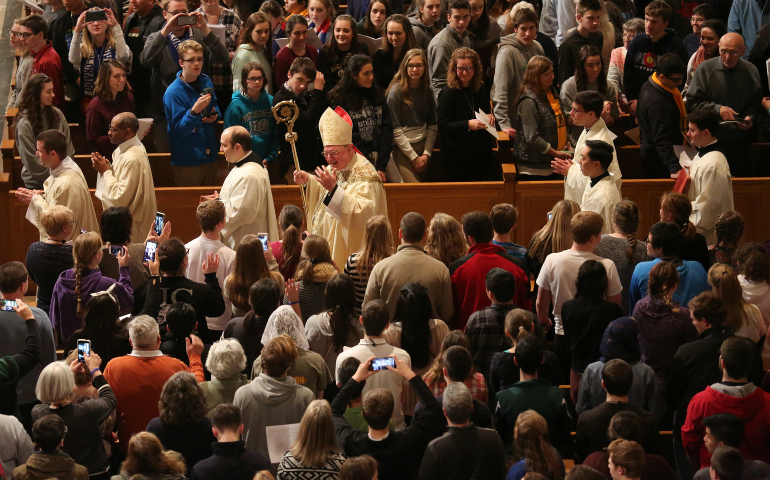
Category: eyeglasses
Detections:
[
  {"x1": 407, "y1": 63, "x2": 425, "y2": 69},
  {"x1": 8, "y1": 30, "x2": 22, "y2": 38},
  {"x1": 321, "y1": 149, "x2": 343, "y2": 158},
  {"x1": 186, "y1": 248, "x2": 190, "y2": 256},
  {"x1": 19, "y1": 32, "x2": 36, "y2": 38},
  {"x1": 719, "y1": 49, "x2": 740, "y2": 56},
  {"x1": 108, "y1": 125, "x2": 122, "y2": 132},
  {"x1": 455, "y1": 66, "x2": 474, "y2": 73},
  {"x1": 182, "y1": 57, "x2": 204, "y2": 64},
  {"x1": 167, "y1": 9, "x2": 189, "y2": 14},
  {"x1": 247, "y1": 76, "x2": 264, "y2": 83},
  {"x1": 644, "y1": 238, "x2": 653, "y2": 244}
]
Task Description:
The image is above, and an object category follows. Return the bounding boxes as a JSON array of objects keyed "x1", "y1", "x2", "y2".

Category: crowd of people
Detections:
[{"x1": 3, "y1": 0, "x2": 770, "y2": 479}]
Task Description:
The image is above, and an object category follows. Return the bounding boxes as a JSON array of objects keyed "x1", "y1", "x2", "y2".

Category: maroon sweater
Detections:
[
  {"x1": 273, "y1": 45, "x2": 318, "y2": 91},
  {"x1": 85, "y1": 94, "x2": 136, "y2": 158}
]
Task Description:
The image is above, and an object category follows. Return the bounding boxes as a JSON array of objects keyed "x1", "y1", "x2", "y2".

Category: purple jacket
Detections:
[
  {"x1": 633, "y1": 296, "x2": 698, "y2": 382},
  {"x1": 50, "y1": 266, "x2": 134, "y2": 343}
]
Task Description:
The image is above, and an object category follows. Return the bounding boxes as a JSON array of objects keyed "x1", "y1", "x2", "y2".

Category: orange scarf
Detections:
[
  {"x1": 651, "y1": 72, "x2": 687, "y2": 143},
  {"x1": 546, "y1": 89, "x2": 567, "y2": 150}
]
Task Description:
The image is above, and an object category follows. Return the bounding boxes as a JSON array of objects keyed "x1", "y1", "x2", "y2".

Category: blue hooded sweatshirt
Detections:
[
  {"x1": 163, "y1": 71, "x2": 220, "y2": 166},
  {"x1": 628, "y1": 258, "x2": 710, "y2": 313},
  {"x1": 223, "y1": 89, "x2": 279, "y2": 164}
]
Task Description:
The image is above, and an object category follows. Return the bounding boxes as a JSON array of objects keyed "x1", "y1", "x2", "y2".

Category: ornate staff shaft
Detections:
[{"x1": 272, "y1": 100, "x2": 306, "y2": 212}]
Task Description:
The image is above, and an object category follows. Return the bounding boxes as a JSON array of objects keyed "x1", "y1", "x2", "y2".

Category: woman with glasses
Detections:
[
  {"x1": 607, "y1": 18, "x2": 644, "y2": 97},
  {"x1": 437, "y1": 47, "x2": 499, "y2": 182},
  {"x1": 6, "y1": 19, "x2": 34, "y2": 112},
  {"x1": 224, "y1": 62, "x2": 279, "y2": 166},
  {"x1": 232, "y1": 12, "x2": 274, "y2": 94},
  {"x1": 385, "y1": 48, "x2": 437, "y2": 182},
  {"x1": 85, "y1": 59, "x2": 135, "y2": 159},
  {"x1": 68, "y1": 7, "x2": 129, "y2": 118},
  {"x1": 13, "y1": 73, "x2": 75, "y2": 189},
  {"x1": 327, "y1": 54, "x2": 393, "y2": 182}
]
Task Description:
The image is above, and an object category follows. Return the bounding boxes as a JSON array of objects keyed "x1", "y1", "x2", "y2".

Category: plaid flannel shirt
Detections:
[
  {"x1": 425, "y1": 371, "x2": 488, "y2": 404},
  {"x1": 195, "y1": 7, "x2": 242, "y2": 90},
  {"x1": 465, "y1": 304, "x2": 517, "y2": 380}
]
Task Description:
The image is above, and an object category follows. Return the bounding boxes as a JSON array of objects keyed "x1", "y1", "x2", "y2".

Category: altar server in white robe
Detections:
[
  {"x1": 15, "y1": 130, "x2": 99, "y2": 241},
  {"x1": 293, "y1": 107, "x2": 389, "y2": 268},
  {"x1": 685, "y1": 108, "x2": 734, "y2": 245},
  {"x1": 578, "y1": 140, "x2": 622, "y2": 235},
  {"x1": 552, "y1": 91, "x2": 621, "y2": 204},
  {"x1": 91, "y1": 112, "x2": 157, "y2": 243},
  {"x1": 201, "y1": 126, "x2": 279, "y2": 249}
]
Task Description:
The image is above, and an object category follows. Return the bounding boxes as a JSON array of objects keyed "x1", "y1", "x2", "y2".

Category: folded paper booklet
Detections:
[
  {"x1": 208, "y1": 24, "x2": 226, "y2": 45},
  {"x1": 475, "y1": 109, "x2": 499, "y2": 140},
  {"x1": 358, "y1": 35, "x2": 381, "y2": 56},
  {"x1": 19, "y1": 0, "x2": 43, "y2": 13},
  {"x1": 137, "y1": 118, "x2": 153, "y2": 141}
]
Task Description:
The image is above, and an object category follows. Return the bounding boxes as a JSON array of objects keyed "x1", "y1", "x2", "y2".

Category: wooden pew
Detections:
[
  {"x1": 9, "y1": 152, "x2": 232, "y2": 189},
  {"x1": 4, "y1": 162, "x2": 770, "y2": 268},
  {"x1": 0, "y1": 165, "x2": 518, "y2": 266}
]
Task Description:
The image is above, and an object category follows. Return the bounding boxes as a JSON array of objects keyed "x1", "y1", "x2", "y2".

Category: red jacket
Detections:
[
  {"x1": 31, "y1": 41, "x2": 64, "y2": 108},
  {"x1": 449, "y1": 243, "x2": 530, "y2": 330},
  {"x1": 682, "y1": 383, "x2": 770, "y2": 467}
]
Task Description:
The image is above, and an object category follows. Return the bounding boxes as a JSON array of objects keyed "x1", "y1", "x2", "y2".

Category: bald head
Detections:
[
  {"x1": 719, "y1": 33, "x2": 746, "y2": 68},
  {"x1": 220, "y1": 126, "x2": 253, "y2": 163}
]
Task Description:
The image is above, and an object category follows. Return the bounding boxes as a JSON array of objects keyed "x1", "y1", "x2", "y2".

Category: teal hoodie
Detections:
[{"x1": 223, "y1": 89, "x2": 279, "y2": 163}]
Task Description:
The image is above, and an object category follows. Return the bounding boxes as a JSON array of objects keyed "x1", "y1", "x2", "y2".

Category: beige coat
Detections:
[
  {"x1": 363, "y1": 244, "x2": 454, "y2": 322},
  {"x1": 98, "y1": 135, "x2": 157, "y2": 243},
  {"x1": 29, "y1": 157, "x2": 99, "y2": 241}
]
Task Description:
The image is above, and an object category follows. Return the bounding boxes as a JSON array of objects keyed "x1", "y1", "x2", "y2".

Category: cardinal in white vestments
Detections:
[
  {"x1": 553, "y1": 92, "x2": 621, "y2": 204},
  {"x1": 684, "y1": 110, "x2": 734, "y2": 245},
  {"x1": 578, "y1": 140, "x2": 621, "y2": 235},
  {"x1": 15, "y1": 130, "x2": 99, "y2": 241},
  {"x1": 91, "y1": 113, "x2": 158, "y2": 243},
  {"x1": 293, "y1": 107, "x2": 388, "y2": 269},
  {"x1": 201, "y1": 126, "x2": 279, "y2": 249}
]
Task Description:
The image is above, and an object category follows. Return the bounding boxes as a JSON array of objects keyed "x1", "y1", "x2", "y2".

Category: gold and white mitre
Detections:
[{"x1": 319, "y1": 107, "x2": 354, "y2": 146}]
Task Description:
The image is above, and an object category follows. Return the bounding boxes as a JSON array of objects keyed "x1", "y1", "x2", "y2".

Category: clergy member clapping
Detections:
[
  {"x1": 15, "y1": 130, "x2": 99, "y2": 241},
  {"x1": 91, "y1": 112, "x2": 158, "y2": 243},
  {"x1": 200, "y1": 126, "x2": 278, "y2": 249},
  {"x1": 292, "y1": 107, "x2": 388, "y2": 268}
]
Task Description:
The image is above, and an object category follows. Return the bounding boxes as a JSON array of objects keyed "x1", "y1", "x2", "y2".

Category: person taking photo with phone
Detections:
[
  {"x1": 140, "y1": 0, "x2": 228, "y2": 153},
  {"x1": 163, "y1": 39, "x2": 222, "y2": 186}
]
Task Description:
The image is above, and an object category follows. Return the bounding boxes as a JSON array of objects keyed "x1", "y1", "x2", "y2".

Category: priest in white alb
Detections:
[
  {"x1": 552, "y1": 91, "x2": 621, "y2": 204},
  {"x1": 91, "y1": 112, "x2": 158, "y2": 242},
  {"x1": 15, "y1": 130, "x2": 99, "y2": 241},
  {"x1": 685, "y1": 109, "x2": 734, "y2": 245},
  {"x1": 293, "y1": 107, "x2": 388, "y2": 268},
  {"x1": 578, "y1": 140, "x2": 622, "y2": 234},
  {"x1": 201, "y1": 126, "x2": 278, "y2": 249}
]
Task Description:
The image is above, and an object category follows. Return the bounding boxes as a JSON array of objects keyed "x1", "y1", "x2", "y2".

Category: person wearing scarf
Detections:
[
  {"x1": 251, "y1": 305, "x2": 333, "y2": 397},
  {"x1": 636, "y1": 53, "x2": 688, "y2": 179},
  {"x1": 682, "y1": 20, "x2": 725, "y2": 96},
  {"x1": 575, "y1": 317, "x2": 665, "y2": 420},
  {"x1": 68, "y1": 7, "x2": 129, "y2": 116}
]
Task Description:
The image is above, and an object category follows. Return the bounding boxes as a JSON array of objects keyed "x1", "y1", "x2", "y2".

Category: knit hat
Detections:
[{"x1": 599, "y1": 317, "x2": 641, "y2": 363}]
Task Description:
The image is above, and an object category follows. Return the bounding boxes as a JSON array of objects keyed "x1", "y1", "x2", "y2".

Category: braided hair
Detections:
[
  {"x1": 613, "y1": 200, "x2": 640, "y2": 261},
  {"x1": 72, "y1": 232, "x2": 104, "y2": 317}
]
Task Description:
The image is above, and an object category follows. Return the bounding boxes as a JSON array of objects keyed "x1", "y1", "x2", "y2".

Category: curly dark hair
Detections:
[
  {"x1": 158, "y1": 372, "x2": 207, "y2": 427},
  {"x1": 714, "y1": 211, "x2": 744, "y2": 246}
]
